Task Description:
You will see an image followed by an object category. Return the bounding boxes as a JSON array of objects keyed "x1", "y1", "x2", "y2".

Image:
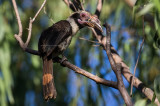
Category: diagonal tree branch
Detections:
[
  {"x1": 54, "y1": 57, "x2": 118, "y2": 89},
  {"x1": 91, "y1": 29, "x2": 160, "y2": 105},
  {"x1": 104, "y1": 23, "x2": 133, "y2": 106}
]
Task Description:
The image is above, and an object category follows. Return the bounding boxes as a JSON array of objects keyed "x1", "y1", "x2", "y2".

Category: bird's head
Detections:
[{"x1": 68, "y1": 11, "x2": 103, "y2": 33}]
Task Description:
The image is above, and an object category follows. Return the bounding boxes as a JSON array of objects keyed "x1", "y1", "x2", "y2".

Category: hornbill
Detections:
[{"x1": 38, "y1": 11, "x2": 102, "y2": 101}]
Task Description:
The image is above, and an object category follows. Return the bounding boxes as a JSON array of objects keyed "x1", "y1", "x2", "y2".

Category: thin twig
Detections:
[
  {"x1": 63, "y1": 0, "x2": 70, "y2": 6},
  {"x1": 63, "y1": 0, "x2": 78, "y2": 12},
  {"x1": 79, "y1": 37, "x2": 101, "y2": 44},
  {"x1": 90, "y1": 28, "x2": 102, "y2": 43},
  {"x1": 130, "y1": 16, "x2": 145, "y2": 96},
  {"x1": 12, "y1": 0, "x2": 23, "y2": 38},
  {"x1": 79, "y1": 0, "x2": 85, "y2": 10},
  {"x1": 71, "y1": 0, "x2": 78, "y2": 11},
  {"x1": 25, "y1": 0, "x2": 47, "y2": 46},
  {"x1": 12, "y1": 0, "x2": 47, "y2": 55},
  {"x1": 82, "y1": 0, "x2": 85, "y2": 6},
  {"x1": 33, "y1": 0, "x2": 47, "y2": 21},
  {"x1": 43, "y1": 7, "x2": 54, "y2": 23}
]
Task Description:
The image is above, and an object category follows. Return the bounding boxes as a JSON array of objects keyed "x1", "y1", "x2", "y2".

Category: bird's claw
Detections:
[{"x1": 60, "y1": 56, "x2": 68, "y2": 67}]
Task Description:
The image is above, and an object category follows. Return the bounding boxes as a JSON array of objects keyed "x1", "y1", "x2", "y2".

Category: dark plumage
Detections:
[
  {"x1": 38, "y1": 20, "x2": 73, "y2": 100},
  {"x1": 38, "y1": 20, "x2": 73, "y2": 58}
]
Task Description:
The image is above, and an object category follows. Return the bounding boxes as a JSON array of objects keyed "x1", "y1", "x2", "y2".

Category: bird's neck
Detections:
[{"x1": 67, "y1": 17, "x2": 80, "y2": 35}]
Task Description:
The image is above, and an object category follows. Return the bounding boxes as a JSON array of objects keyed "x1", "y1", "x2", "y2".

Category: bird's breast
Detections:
[{"x1": 58, "y1": 36, "x2": 72, "y2": 51}]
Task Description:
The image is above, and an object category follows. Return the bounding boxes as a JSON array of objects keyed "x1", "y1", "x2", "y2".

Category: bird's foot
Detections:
[
  {"x1": 60, "y1": 56, "x2": 68, "y2": 67},
  {"x1": 52, "y1": 56, "x2": 68, "y2": 67}
]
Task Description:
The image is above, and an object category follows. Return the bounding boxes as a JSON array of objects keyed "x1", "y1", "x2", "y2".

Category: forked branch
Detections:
[
  {"x1": 104, "y1": 23, "x2": 133, "y2": 106},
  {"x1": 12, "y1": 0, "x2": 47, "y2": 56}
]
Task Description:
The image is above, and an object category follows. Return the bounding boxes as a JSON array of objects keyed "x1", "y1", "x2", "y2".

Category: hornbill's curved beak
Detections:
[
  {"x1": 78, "y1": 14, "x2": 103, "y2": 32},
  {"x1": 86, "y1": 15, "x2": 103, "y2": 32}
]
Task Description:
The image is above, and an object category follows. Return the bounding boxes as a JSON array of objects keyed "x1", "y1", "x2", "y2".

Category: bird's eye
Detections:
[{"x1": 81, "y1": 13, "x2": 86, "y2": 17}]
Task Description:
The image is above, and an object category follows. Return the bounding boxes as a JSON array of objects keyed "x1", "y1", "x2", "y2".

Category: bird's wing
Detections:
[{"x1": 38, "y1": 20, "x2": 72, "y2": 57}]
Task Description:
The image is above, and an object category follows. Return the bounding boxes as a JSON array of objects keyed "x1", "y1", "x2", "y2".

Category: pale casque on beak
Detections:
[{"x1": 78, "y1": 11, "x2": 103, "y2": 32}]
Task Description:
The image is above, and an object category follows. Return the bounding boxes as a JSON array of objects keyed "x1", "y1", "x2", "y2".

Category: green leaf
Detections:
[
  {"x1": 152, "y1": 92, "x2": 156, "y2": 103},
  {"x1": 153, "y1": 31, "x2": 160, "y2": 49},
  {"x1": 153, "y1": 0, "x2": 160, "y2": 12},
  {"x1": 31, "y1": 55, "x2": 40, "y2": 68},
  {"x1": 0, "y1": 77, "x2": 7, "y2": 106},
  {"x1": 0, "y1": 42, "x2": 14, "y2": 104},
  {"x1": 135, "y1": 99, "x2": 147, "y2": 106},
  {"x1": 154, "y1": 76, "x2": 160, "y2": 101},
  {"x1": 137, "y1": 3, "x2": 154, "y2": 17},
  {"x1": 0, "y1": 14, "x2": 5, "y2": 42}
]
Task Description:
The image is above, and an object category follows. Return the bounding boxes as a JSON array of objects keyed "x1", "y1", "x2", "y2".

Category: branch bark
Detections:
[
  {"x1": 54, "y1": 57, "x2": 118, "y2": 89},
  {"x1": 63, "y1": 0, "x2": 160, "y2": 105},
  {"x1": 91, "y1": 28, "x2": 160, "y2": 105},
  {"x1": 104, "y1": 23, "x2": 133, "y2": 106},
  {"x1": 93, "y1": 1, "x2": 160, "y2": 105},
  {"x1": 12, "y1": 0, "x2": 47, "y2": 56}
]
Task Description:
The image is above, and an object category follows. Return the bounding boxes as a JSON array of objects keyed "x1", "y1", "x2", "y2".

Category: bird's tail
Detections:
[{"x1": 42, "y1": 58, "x2": 57, "y2": 100}]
